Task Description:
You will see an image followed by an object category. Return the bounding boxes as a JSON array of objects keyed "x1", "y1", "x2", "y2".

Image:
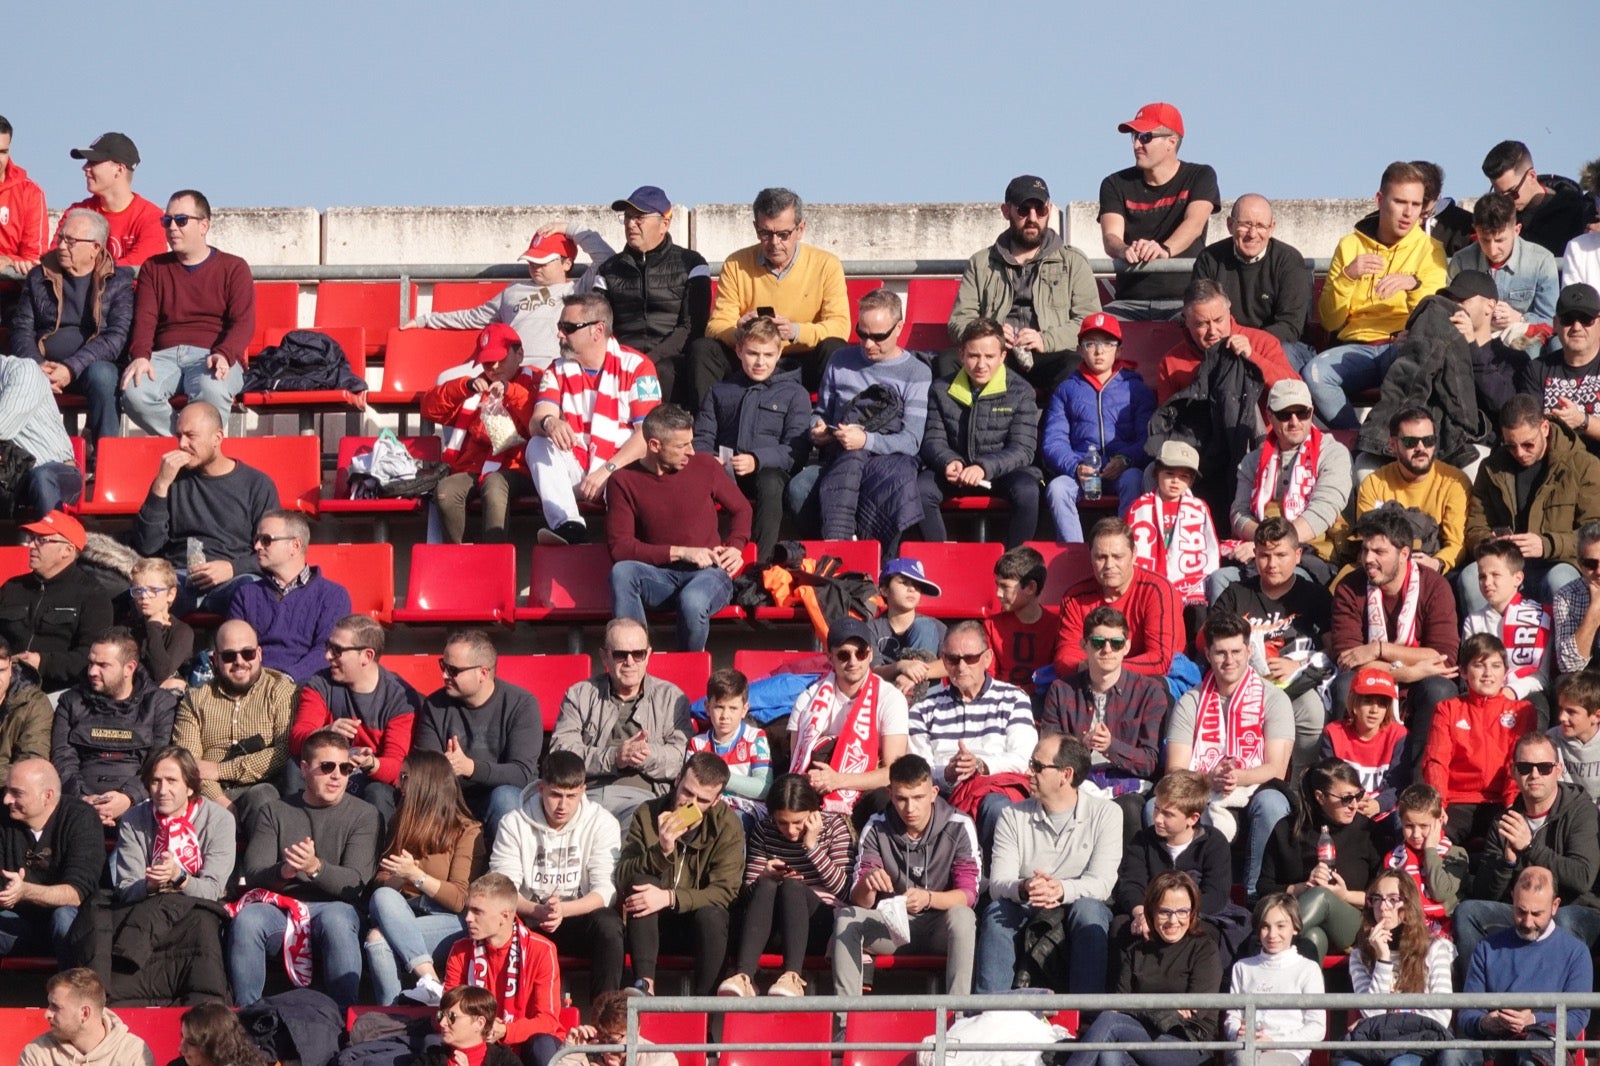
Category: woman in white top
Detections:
[{"x1": 1337, "y1": 871, "x2": 1456, "y2": 1066}]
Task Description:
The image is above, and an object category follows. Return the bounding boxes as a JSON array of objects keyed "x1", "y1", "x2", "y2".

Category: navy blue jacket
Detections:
[
  {"x1": 1041, "y1": 367, "x2": 1154, "y2": 478},
  {"x1": 694, "y1": 368, "x2": 812, "y2": 474}
]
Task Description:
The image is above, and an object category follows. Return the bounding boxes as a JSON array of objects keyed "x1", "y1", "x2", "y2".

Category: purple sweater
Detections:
[{"x1": 228, "y1": 567, "x2": 352, "y2": 682}]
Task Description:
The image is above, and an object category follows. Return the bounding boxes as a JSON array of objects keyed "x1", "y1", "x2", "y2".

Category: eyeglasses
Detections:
[
  {"x1": 1580, "y1": 558, "x2": 1600, "y2": 572},
  {"x1": 1081, "y1": 339, "x2": 1121, "y2": 352},
  {"x1": 252, "y1": 533, "x2": 296, "y2": 548},
  {"x1": 1504, "y1": 168, "x2": 1536, "y2": 199},
  {"x1": 439, "y1": 659, "x2": 486, "y2": 678},
  {"x1": 1231, "y1": 221, "x2": 1272, "y2": 234},
  {"x1": 619, "y1": 212, "x2": 662, "y2": 225},
  {"x1": 1155, "y1": 907, "x2": 1193, "y2": 922},
  {"x1": 608, "y1": 647, "x2": 650, "y2": 662},
  {"x1": 311, "y1": 760, "x2": 355, "y2": 777},
  {"x1": 856, "y1": 322, "x2": 899, "y2": 343},
  {"x1": 24, "y1": 533, "x2": 71, "y2": 547},
  {"x1": 1010, "y1": 202, "x2": 1049, "y2": 218},
  {"x1": 1087, "y1": 635, "x2": 1128, "y2": 651},
  {"x1": 216, "y1": 647, "x2": 259, "y2": 665},
  {"x1": 1027, "y1": 758, "x2": 1061, "y2": 774},
  {"x1": 325, "y1": 641, "x2": 368, "y2": 657},
  {"x1": 129, "y1": 585, "x2": 175, "y2": 598},
  {"x1": 755, "y1": 226, "x2": 798, "y2": 242},
  {"x1": 159, "y1": 214, "x2": 205, "y2": 228},
  {"x1": 832, "y1": 645, "x2": 872, "y2": 663},
  {"x1": 1131, "y1": 131, "x2": 1175, "y2": 145},
  {"x1": 1397, "y1": 434, "x2": 1438, "y2": 449},
  {"x1": 1324, "y1": 789, "x2": 1366, "y2": 806},
  {"x1": 557, "y1": 319, "x2": 601, "y2": 335},
  {"x1": 57, "y1": 234, "x2": 99, "y2": 250},
  {"x1": 940, "y1": 651, "x2": 986, "y2": 667},
  {"x1": 1272, "y1": 407, "x2": 1314, "y2": 422},
  {"x1": 1366, "y1": 894, "x2": 1405, "y2": 909},
  {"x1": 1514, "y1": 760, "x2": 1558, "y2": 777},
  {"x1": 1559, "y1": 312, "x2": 1599, "y2": 328}
]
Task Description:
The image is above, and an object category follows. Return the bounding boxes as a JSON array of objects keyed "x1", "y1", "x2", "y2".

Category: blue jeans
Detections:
[
  {"x1": 976, "y1": 793, "x2": 1013, "y2": 861},
  {"x1": 69, "y1": 358, "x2": 120, "y2": 445},
  {"x1": 609, "y1": 560, "x2": 733, "y2": 652},
  {"x1": 1304, "y1": 342, "x2": 1398, "y2": 429},
  {"x1": 121, "y1": 344, "x2": 244, "y2": 436},
  {"x1": 1048, "y1": 467, "x2": 1144, "y2": 543},
  {"x1": 24, "y1": 462, "x2": 83, "y2": 515},
  {"x1": 1282, "y1": 341, "x2": 1318, "y2": 375},
  {"x1": 478, "y1": 783, "x2": 525, "y2": 839},
  {"x1": 1064, "y1": 1010, "x2": 1210, "y2": 1066},
  {"x1": 974, "y1": 896, "x2": 1112, "y2": 994},
  {"x1": 0, "y1": 905, "x2": 79, "y2": 969},
  {"x1": 364, "y1": 886, "x2": 466, "y2": 1005},
  {"x1": 1243, "y1": 787, "x2": 1292, "y2": 900},
  {"x1": 228, "y1": 899, "x2": 363, "y2": 1010},
  {"x1": 1457, "y1": 560, "x2": 1581, "y2": 616}
]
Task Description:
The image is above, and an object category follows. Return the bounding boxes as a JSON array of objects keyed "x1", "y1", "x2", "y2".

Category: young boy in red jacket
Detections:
[{"x1": 445, "y1": 873, "x2": 565, "y2": 1066}]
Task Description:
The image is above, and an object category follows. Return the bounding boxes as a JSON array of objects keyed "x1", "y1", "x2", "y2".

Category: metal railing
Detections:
[{"x1": 537, "y1": 990, "x2": 1600, "y2": 1066}]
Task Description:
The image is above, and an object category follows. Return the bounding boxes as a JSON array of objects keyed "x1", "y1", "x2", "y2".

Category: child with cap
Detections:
[
  {"x1": 404, "y1": 223, "x2": 614, "y2": 371},
  {"x1": 1041, "y1": 311, "x2": 1154, "y2": 543},
  {"x1": 866, "y1": 559, "x2": 947, "y2": 698},
  {"x1": 1318, "y1": 665, "x2": 1408, "y2": 818},
  {"x1": 1123, "y1": 439, "x2": 1220, "y2": 607}
]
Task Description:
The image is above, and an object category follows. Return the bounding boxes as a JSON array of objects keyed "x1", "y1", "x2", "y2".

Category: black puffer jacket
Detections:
[
  {"x1": 694, "y1": 367, "x2": 812, "y2": 474},
  {"x1": 0, "y1": 560, "x2": 115, "y2": 690},
  {"x1": 1146, "y1": 343, "x2": 1268, "y2": 518},
  {"x1": 8, "y1": 248, "x2": 135, "y2": 377},
  {"x1": 52, "y1": 665, "x2": 178, "y2": 802},
  {"x1": 596, "y1": 234, "x2": 711, "y2": 361},
  {"x1": 1355, "y1": 294, "x2": 1490, "y2": 467},
  {"x1": 921, "y1": 367, "x2": 1040, "y2": 476}
]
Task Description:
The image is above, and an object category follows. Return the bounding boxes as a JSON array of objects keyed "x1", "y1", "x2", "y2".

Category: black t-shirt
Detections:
[
  {"x1": 1098, "y1": 161, "x2": 1221, "y2": 301},
  {"x1": 1214, "y1": 576, "x2": 1333, "y2": 700},
  {"x1": 41, "y1": 272, "x2": 94, "y2": 363}
]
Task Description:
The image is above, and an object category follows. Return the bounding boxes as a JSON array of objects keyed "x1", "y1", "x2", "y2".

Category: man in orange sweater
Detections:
[
  {"x1": 1053, "y1": 517, "x2": 1183, "y2": 679},
  {"x1": 445, "y1": 873, "x2": 565, "y2": 1066}
]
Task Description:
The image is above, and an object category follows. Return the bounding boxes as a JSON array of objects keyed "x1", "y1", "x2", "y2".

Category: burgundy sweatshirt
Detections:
[{"x1": 606, "y1": 451, "x2": 751, "y2": 566}]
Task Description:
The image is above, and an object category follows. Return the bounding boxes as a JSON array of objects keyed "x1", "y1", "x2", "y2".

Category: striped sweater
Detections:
[
  {"x1": 741, "y1": 810, "x2": 854, "y2": 904},
  {"x1": 907, "y1": 677, "x2": 1037, "y2": 794},
  {"x1": 1349, "y1": 937, "x2": 1455, "y2": 1027}
]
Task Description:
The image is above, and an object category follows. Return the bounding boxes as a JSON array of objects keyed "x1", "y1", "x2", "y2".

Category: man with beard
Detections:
[
  {"x1": 1354, "y1": 407, "x2": 1473, "y2": 576},
  {"x1": 1529, "y1": 284, "x2": 1600, "y2": 456},
  {"x1": 947, "y1": 175, "x2": 1099, "y2": 389},
  {"x1": 51, "y1": 628, "x2": 178, "y2": 828},
  {"x1": 173, "y1": 619, "x2": 297, "y2": 831},
  {"x1": 1191, "y1": 194, "x2": 1314, "y2": 369}
]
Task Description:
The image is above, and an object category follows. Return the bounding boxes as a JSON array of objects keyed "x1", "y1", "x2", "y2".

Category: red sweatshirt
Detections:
[
  {"x1": 605, "y1": 450, "x2": 751, "y2": 566},
  {"x1": 128, "y1": 249, "x2": 257, "y2": 364},
  {"x1": 1420, "y1": 691, "x2": 1534, "y2": 807},
  {"x1": 289, "y1": 668, "x2": 419, "y2": 787},
  {"x1": 0, "y1": 162, "x2": 49, "y2": 272},
  {"x1": 56, "y1": 193, "x2": 168, "y2": 267},
  {"x1": 445, "y1": 928, "x2": 565, "y2": 1045},
  {"x1": 1053, "y1": 567, "x2": 1181, "y2": 678},
  {"x1": 419, "y1": 374, "x2": 536, "y2": 476},
  {"x1": 1154, "y1": 318, "x2": 1297, "y2": 404}
]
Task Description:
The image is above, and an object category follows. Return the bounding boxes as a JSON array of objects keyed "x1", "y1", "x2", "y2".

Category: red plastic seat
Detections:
[
  {"x1": 846, "y1": 278, "x2": 886, "y2": 342},
  {"x1": 321, "y1": 435, "x2": 444, "y2": 520},
  {"x1": 118, "y1": 1008, "x2": 188, "y2": 1064},
  {"x1": 649, "y1": 651, "x2": 711, "y2": 703},
  {"x1": 77, "y1": 435, "x2": 319, "y2": 517},
  {"x1": 639, "y1": 1011, "x2": 709, "y2": 1066},
  {"x1": 239, "y1": 326, "x2": 368, "y2": 416},
  {"x1": 382, "y1": 654, "x2": 444, "y2": 697},
  {"x1": 307, "y1": 542, "x2": 395, "y2": 625},
  {"x1": 898, "y1": 542, "x2": 1006, "y2": 619},
  {"x1": 902, "y1": 277, "x2": 960, "y2": 352},
  {"x1": 430, "y1": 281, "x2": 509, "y2": 313},
  {"x1": 842, "y1": 1010, "x2": 942, "y2": 1066},
  {"x1": 0, "y1": 546, "x2": 30, "y2": 585},
  {"x1": 496, "y1": 653, "x2": 594, "y2": 731},
  {"x1": 1117, "y1": 320, "x2": 1186, "y2": 394},
  {"x1": 393, "y1": 543, "x2": 517, "y2": 625},
  {"x1": 0, "y1": 1007, "x2": 47, "y2": 1062},
  {"x1": 718, "y1": 1010, "x2": 833, "y2": 1066},
  {"x1": 732, "y1": 649, "x2": 820, "y2": 681},
  {"x1": 248, "y1": 281, "x2": 302, "y2": 356},
  {"x1": 369, "y1": 328, "x2": 482, "y2": 405},
  {"x1": 516, "y1": 544, "x2": 615, "y2": 622},
  {"x1": 313, "y1": 281, "x2": 417, "y2": 356},
  {"x1": 1024, "y1": 540, "x2": 1093, "y2": 608}
]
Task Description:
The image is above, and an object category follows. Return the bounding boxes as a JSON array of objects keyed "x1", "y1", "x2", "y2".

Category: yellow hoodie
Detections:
[{"x1": 1317, "y1": 218, "x2": 1447, "y2": 343}]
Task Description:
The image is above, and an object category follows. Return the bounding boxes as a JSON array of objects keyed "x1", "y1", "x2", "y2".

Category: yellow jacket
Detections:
[
  {"x1": 1318, "y1": 219, "x2": 1447, "y2": 342},
  {"x1": 707, "y1": 243, "x2": 850, "y2": 352},
  {"x1": 1354, "y1": 460, "x2": 1472, "y2": 572}
]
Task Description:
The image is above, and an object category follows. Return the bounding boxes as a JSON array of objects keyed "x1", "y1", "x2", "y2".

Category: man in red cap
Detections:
[
  {"x1": 0, "y1": 510, "x2": 112, "y2": 691},
  {"x1": 419, "y1": 323, "x2": 536, "y2": 544},
  {"x1": 1098, "y1": 103, "x2": 1221, "y2": 321},
  {"x1": 404, "y1": 224, "x2": 613, "y2": 375},
  {"x1": 54, "y1": 132, "x2": 166, "y2": 268},
  {"x1": 947, "y1": 174, "x2": 1100, "y2": 390}
]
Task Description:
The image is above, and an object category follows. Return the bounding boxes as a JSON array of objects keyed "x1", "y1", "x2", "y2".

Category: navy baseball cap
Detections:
[
  {"x1": 611, "y1": 186, "x2": 672, "y2": 215},
  {"x1": 827, "y1": 617, "x2": 874, "y2": 650}
]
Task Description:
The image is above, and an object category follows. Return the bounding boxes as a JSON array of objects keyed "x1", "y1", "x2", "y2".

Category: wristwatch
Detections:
[
  {"x1": 603, "y1": 461, "x2": 618, "y2": 473},
  {"x1": 411, "y1": 873, "x2": 427, "y2": 891}
]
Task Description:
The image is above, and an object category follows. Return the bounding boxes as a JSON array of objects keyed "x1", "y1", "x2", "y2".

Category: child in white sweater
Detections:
[{"x1": 1226, "y1": 893, "x2": 1325, "y2": 1065}]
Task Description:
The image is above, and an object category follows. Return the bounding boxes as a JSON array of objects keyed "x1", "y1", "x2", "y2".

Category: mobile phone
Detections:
[
  {"x1": 756, "y1": 306, "x2": 775, "y2": 318},
  {"x1": 672, "y1": 802, "x2": 704, "y2": 832}
]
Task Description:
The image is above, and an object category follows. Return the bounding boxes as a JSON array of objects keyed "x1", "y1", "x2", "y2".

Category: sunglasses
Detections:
[
  {"x1": 1581, "y1": 558, "x2": 1600, "y2": 572},
  {"x1": 325, "y1": 641, "x2": 368, "y2": 657},
  {"x1": 856, "y1": 322, "x2": 899, "y2": 343},
  {"x1": 1560, "y1": 312, "x2": 1599, "y2": 328},
  {"x1": 312, "y1": 760, "x2": 355, "y2": 777},
  {"x1": 608, "y1": 647, "x2": 649, "y2": 662},
  {"x1": 160, "y1": 213, "x2": 204, "y2": 228},
  {"x1": 1324, "y1": 789, "x2": 1366, "y2": 806},
  {"x1": 253, "y1": 533, "x2": 297, "y2": 548},
  {"x1": 1131, "y1": 131, "x2": 1174, "y2": 145},
  {"x1": 1514, "y1": 760, "x2": 1558, "y2": 777},
  {"x1": 437, "y1": 1010, "x2": 462, "y2": 1024},
  {"x1": 1011, "y1": 202, "x2": 1049, "y2": 218},
  {"x1": 1026, "y1": 758, "x2": 1061, "y2": 774},
  {"x1": 1398, "y1": 434, "x2": 1438, "y2": 449},
  {"x1": 217, "y1": 647, "x2": 259, "y2": 665},
  {"x1": 1087, "y1": 635, "x2": 1128, "y2": 651},
  {"x1": 832, "y1": 645, "x2": 872, "y2": 662},
  {"x1": 1272, "y1": 407, "x2": 1313, "y2": 422},
  {"x1": 439, "y1": 659, "x2": 487, "y2": 678},
  {"x1": 940, "y1": 651, "x2": 986, "y2": 667},
  {"x1": 556, "y1": 319, "x2": 601, "y2": 335}
]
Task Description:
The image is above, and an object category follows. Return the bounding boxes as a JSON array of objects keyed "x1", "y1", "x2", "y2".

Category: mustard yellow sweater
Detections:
[
  {"x1": 1354, "y1": 461, "x2": 1472, "y2": 571},
  {"x1": 707, "y1": 243, "x2": 850, "y2": 352}
]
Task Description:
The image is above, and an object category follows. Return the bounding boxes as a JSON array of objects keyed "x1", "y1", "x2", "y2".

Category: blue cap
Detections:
[
  {"x1": 880, "y1": 557, "x2": 942, "y2": 597},
  {"x1": 827, "y1": 617, "x2": 874, "y2": 650},
  {"x1": 610, "y1": 185, "x2": 672, "y2": 215}
]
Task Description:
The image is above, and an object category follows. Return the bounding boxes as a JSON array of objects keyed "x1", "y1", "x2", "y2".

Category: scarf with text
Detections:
[
  {"x1": 151, "y1": 799, "x2": 206, "y2": 877},
  {"x1": 1366, "y1": 558, "x2": 1422, "y2": 647},
  {"x1": 470, "y1": 918, "x2": 537, "y2": 1023},
  {"x1": 1126, "y1": 491, "x2": 1218, "y2": 605},
  {"x1": 1189, "y1": 669, "x2": 1268, "y2": 774},
  {"x1": 227, "y1": 889, "x2": 313, "y2": 987},
  {"x1": 1249, "y1": 426, "x2": 1322, "y2": 523},
  {"x1": 790, "y1": 671, "x2": 884, "y2": 814},
  {"x1": 1499, "y1": 593, "x2": 1551, "y2": 685}
]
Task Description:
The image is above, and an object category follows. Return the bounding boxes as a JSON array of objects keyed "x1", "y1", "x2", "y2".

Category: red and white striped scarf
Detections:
[
  {"x1": 791, "y1": 672, "x2": 884, "y2": 815},
  {"x1": 470, "y1": 919, "x2": 536, "y2": 1024},
  {"x1": 1498, "y1": 593, "x2": 1551, "y2": 686},
  {"x1": 1386, "y1": 837, "x2": 1455, "y2": 921},
  {"x1": 534, "y1": 339, "x2": 660, "y2": 472},
  {"x1": 1189, "y1": 670, "x2": 1268, "y2": 774},
  {"x1": 227, "y1": 889, "x2": 313, "y2": 987},
  {"x1": 1126, "y1": 491, "x2": 1219, "y2": 605},
  {"x1": 151, "y1": 799, "x2": 205, "y2": 877},
  {"x1": 1250, "y1": 426, "x2": 1322, "y2": 523},
  {"x1": 1367, "y1": 558, "x2": 1422, "y2": 647}
]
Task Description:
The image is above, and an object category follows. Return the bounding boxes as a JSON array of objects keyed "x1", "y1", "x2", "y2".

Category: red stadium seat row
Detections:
[{"x1": 0, "y1": 1006, "x2": 185, "y2": 1064}]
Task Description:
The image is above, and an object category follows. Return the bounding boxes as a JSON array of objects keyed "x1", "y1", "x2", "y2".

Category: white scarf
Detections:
[
  {"x1": 1188, "y1": 670, "x2": 1268, "y2": 774},
  {"x1": 1250, "y1": 426, "x2": 1322, "y2": 523},
  {"x1": 1126, "y1": 491, "x2": 1219, "y2": 605},
  {"x1": 790, "y1": 672, "x2": 884, "y2": 814},
  {"x1": 1366, "y1": 558, "x2": 1422, "y2": 647}
]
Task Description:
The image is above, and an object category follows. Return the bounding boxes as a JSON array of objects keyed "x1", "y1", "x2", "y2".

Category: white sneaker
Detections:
[{"x1": 401, "y1": 974, "x2": 444, "y2": 1006}]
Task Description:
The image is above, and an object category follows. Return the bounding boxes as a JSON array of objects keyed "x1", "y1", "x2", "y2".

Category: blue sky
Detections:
[{"x1": 9, "y1": 0, "x2": 1598, "y2": 211}]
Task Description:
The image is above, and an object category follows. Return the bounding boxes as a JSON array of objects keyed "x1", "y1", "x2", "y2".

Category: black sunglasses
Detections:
[
  {"x1": 312, "y1": 760, "x2": 355, "y2": 777},
  {"x1": 557, "y1": 319, "x2": 601, "y2": 335},
  {"x1": 1087, "y1": 635, "x2": 1128, "y2": 650},
  {"x1": 1273, "y1": 406, "x2": 1314, "y2": 422},
  {"x1": 1027, "y1": 758, "x2": 1060, "y2": 774},
  {"x1": 1514, "y1": 760, "x2": 1558, "y2": 777},
  {"x1": 940, "y1": 651, "x2": 986, "y2": 667},
  {"x1": 160, "y1": 213, "x2": 205, "y2": 228},
  {"x1": 325, "y1": 641, "x2": 369, "y2": 657},
  {"x1": 1131, "y1": 131, "x2": 1172, "y2": 145},
  {"x1": 1559, "y1": 312, "x2": 1598, "y2": 328},
  {"x1": 856, "y1": 322, "x2": 899, "y2": 343},
  {"x1": 1581, "y1": 558, "x2": 1600, "y2": 572},
  {"x1": 217, "y1": 647, "x2": 259, "y2": 665},
  {"x1": 1398, "y1": 434, "x2": 1438, "y2": 449},
  {"x1": 439, "y1": 659, "x2": 485, "y2": 678},
  {"x1": 1323, "y1": 789, "x2": 1366, "y2": 807},
  {"x1": 608, "y1": 648, "x2": 649, "y2": 662}
]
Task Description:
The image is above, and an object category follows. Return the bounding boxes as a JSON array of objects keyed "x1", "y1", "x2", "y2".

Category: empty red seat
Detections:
[
  {"x1": 392, "y1": 543, "x2": 517, "y2": 625},
  {"x1": 117, "y1": 1008, "x2": 188, "y2": 1064},
  {"x1": 248, "y1": 281, "x2": 302, "y2": 356},
  {"x1": 381, "y1": 654, "x2": 444, "y2": 697},
  {"x1": 313, "y1": 281, "x2": 417, "y2": 356},
  {"x1": 732, "y1": 649, "x2": 820, "y2": 681},
  {"x1": 1024, "y1": 540, "x2": 1093, "y2": 607},
  {"x1": 429, "y1": 281, "x2": 509, "y2": 313},
  {"x1": 0, "y1": 1007, "x2": 46, "y2": 1062},
  {"x1": 307, "y1": 542, "x2": 395, "y2": 625},
  {"x1": 321, "y1": 435, "x2": 444, "y2": 521},
  {"x1": 898, "y1": 542, "x2": 1005, "y2": 619},
  {"x1": 843, "y1": 1010, "x2": 942, "y2": 1066},
  {"x1": 639, "y1": 1011, "x2": 709, "y2": 1066},
  {"x1": 0, "y1": 546, "x2": 29, "y2": 585},
  {"x1": 649, "y1": 651, "x2": 711, "y2": 703},
  {"x1": 516, "y1": 544, "x2": 614, "y2": 622},
  {"x1": 902, "y1": 277, "x2": 960, "y2": 352},
  {"x1": 718, "y1": 1010, "x2": 833, "y2": 1066},
  {"x1": 369, "y1": 328, "x2": 481, "y2": 406},
  {"x1": 496, "y1": 653, "x2": 594, "y2": 731}
]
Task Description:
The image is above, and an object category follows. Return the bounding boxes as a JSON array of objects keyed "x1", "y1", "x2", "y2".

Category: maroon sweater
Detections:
[
  {"x1": 606, "y1": 451, "x2": 752, "y2": 567},
  {"x1": 129, "y1": 249, "x2": 256, "y2": 364},
  {"x1": 1331, "y1": 564, "x2": 1460, "y2": 684}
]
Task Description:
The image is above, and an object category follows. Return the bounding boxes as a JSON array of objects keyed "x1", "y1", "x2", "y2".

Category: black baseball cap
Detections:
[
  {"x1": 1004, "y1": 175, "x2": 1050, "y2": 207},
  {"x1": 1440, "y1": 270, "x2": 1497, "y2": 304},
  {"x1": 826, "y1": 617, "x2": 873, "y2": 651},
  {"x1": 1557, "y1": 283, "x2": 1600, "y2": 319},
  {"x1": 70, "y1": 132, "x2": 139, "y2": 168}
]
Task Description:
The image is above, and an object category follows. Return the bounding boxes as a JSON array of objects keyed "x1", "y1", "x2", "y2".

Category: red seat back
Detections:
[
  {"x1": 0, "y1": 1007, "x2": 45, "y2": 1063},
  {"x1": 382, "y1": 654, "x2": 444, "y2": 697},
  {"x1": 525, "y1": 545, "x2": 614, "y2": 616},
  {"x1": 842, "y1": 1010, "x2": 943, "y2": 1066},
  {"x1": 376, "y1": 328, "x2": 482, "y2": 401},
  {"x1": 264, "y1": 325, "x2": 368, "y2": 378},
  {"x1": 0, "y1": 546, "x2": 30, "y2": 584},
  {"x1": 1117, "y1": 321, "x2": 1186, "y2": 394},
  {"x1": 249, "y1": 281, "x2": 301, "y2": 355},
  {"x1": 648, "y1": 651, "x2": 711, "y2": 703},
  {"x1": 118, "y1": 1007, "x2": 188, "y2": 1064},
  {"x1": 799, "y1": 539, "x2": 881, "y2": 578},
  {"x1": 82, "y1": 436, "x2": 171, "y2": 513},
  {"x1": 731, "y1": 649, "x2": 820, "y2": 681},
  {"x1": 904, "y1": 278, "x2": 959, "y2": 325},
  {"x1": 1023, "y1": 541, "x2": 1094, "y2": 607},
  {"x1": 398, "y1": 543, "x2": 517, "y2": 623},
  {"x1": 313, "y1": 281, "x2": 417, "y2": 355},
  {"x1": 330, "y1": 435, "x2": 443, "y2": 499},
  {"x1": 718, "y1": 1011, "x2": 832, "y2": 1066},
  {"x1": 223, "y1": 436, "x2": 323, "y2": 516},
  {"x1": 898, "y1": 542, "x2": 1005, "y2": 619},
  {"x1": 430, "y1": 281, "x2": 510, "y2": 313},
  {"x1": 496, "y1": 654, "x2": 594, "y2": 731},
  {"x1": 846, "y1": 278, "x2": 885, "y2": 342},
  {"x1": 308, "y1": 542, "x2": 395, "y2": 625},
  {"x1": 639, "y1": 1011, "x2": 709, "y2": 1066}
]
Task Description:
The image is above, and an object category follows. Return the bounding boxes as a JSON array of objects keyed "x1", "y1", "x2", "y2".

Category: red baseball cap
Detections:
[
  {"x1": 21, "y1": 510, "x2": 86, "y2": 551},
  {"x1": 1079, "y1": 312, "x2": 1123, "y2": 342},
  {"x1": 474, "y1": 323, "x2": 522, "y2": 365},
  {"x1": 1117, "y1": 102, "x2": 1185, "y2": 137},
  {"x1": 1351, "y1": 666, "x2": 1399, "y2": 700},
  {"x1": 519, "y1": 232, "x2": 577, "y2": 265}
]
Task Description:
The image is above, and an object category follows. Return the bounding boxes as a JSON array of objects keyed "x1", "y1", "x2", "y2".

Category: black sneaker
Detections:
[
  {"x1": 536, "y1": 520, "x2": 588, "y2": 546},
  {"x1": 622, "y1": 979, "x2": 652, "y2": 998}
]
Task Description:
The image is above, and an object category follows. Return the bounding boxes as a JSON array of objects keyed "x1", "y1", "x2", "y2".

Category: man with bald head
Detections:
[
  {"x1": 1192, "y1": 194, "x2": 1314, "y2": 369},
  {"x1": 0, "y1": 759, "x2": 104, "y2": 966},
  {"x1": 131, "y1": 401, "x2": 279, "y2": 615},
  {"x1": 173, "y1": 619, "x2": 296, "y2": 832}
]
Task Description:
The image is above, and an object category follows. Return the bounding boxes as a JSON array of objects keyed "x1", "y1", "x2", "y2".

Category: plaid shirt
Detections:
[
  {"x1": 1038, "y1": 669, "x2": 1170, "y2": 782},
  {"x1": 1554, "y1": 577, "x2": 1598, "y2": 674},
  {"x1": 172, "y1": 668, "x2": 298, "y2": 801}
]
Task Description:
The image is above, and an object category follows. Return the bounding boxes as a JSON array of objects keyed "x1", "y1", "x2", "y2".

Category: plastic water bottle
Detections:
[
  {"x1": 1316, "y1": 827, "x2": 1336, "y2": 866},
  {"x1": 1083, "y1": 445, "x2": 1103, "y2": 501}
]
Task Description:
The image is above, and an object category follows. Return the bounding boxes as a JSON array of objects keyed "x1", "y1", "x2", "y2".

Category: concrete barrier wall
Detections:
[{"x1": 319, "y1": 206, "x2": 689, "y2": 267}]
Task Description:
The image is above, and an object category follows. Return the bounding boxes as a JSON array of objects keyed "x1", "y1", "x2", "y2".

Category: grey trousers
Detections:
[{"x1": 831, "y1": 903, "x2": 976, "y2": 996}]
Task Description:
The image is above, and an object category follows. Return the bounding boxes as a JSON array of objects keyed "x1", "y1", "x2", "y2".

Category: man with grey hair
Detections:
[
  {"x1": 9, "y1": 209, "x2": 131, "y2": 450},
  {"x1": 1554, "y1": 522, "x2": 1600, "y2": 673},
  {"x1": 1191, "y1": 193, "x2": 1314, "y2": 369},
  {"x1": 606, "y1": 404, "x2": 750, "y2": 652},
  {"x1": 227, "y1": 510, "x2": 352, "y2": 682},
  {"x1": 688, "y1": 187, "x2": 850, "y2": 404}
]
